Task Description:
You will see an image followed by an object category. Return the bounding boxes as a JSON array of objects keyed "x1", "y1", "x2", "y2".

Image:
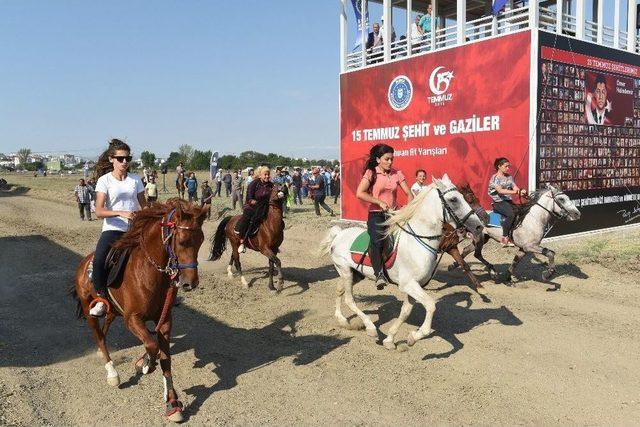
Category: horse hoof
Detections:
[
  {"x1": 397, "y1": 343, "x2": 409, "y2": 352},
  {"x1": 240, "y1": 277, "x2": 249, "y2": 288},
  {"x1": 347, "y1": 317, "x2": 365, "y2": 330},
  {"x1": 365, "y1": 327, "x2": 378, "y2": 338},
  {"x1": 107, "y1": 374, "x2": 120, "y2": 387},
  {"x1": 406, "y1": 332, "x2": 417, "y2": 347},
  {"x1": 383, "y1": 339, "x2": 396, "y2": 350},
  {"x1": 167, "y1": 410, "x2": 184, "y2": 423},
  {"x1": 542, "y1": 270, "x2": 554, "y2": 281}
]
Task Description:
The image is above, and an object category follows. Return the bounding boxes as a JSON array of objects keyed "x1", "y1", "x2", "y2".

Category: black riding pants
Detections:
[
  {"x1": 492, "y1": 200, "x2": 516, "y2": 237},
  {"x1": 93, "y1": 230, "x2": 125, "y2": 295},
  {"x1": 236, "y1": 207, "x2": 255, "y2": 241},
  {"x1": 367, "y1": 211, "x2": 388, "y2": 278}
]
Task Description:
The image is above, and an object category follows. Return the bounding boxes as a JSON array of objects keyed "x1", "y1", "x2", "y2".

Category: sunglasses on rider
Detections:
[{"x1": 112, "y1": 155, "x2": 132, "y2": 163}]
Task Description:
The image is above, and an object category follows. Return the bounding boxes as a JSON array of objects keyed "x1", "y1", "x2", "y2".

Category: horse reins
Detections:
[{"x1": 140, "y1": 208, "x2": 200, "y2": 331}]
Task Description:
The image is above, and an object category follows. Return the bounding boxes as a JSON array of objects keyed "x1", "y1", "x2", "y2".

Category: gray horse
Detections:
[{"x1": 453, "y1": 185, "x2": 581, "y2": 282}]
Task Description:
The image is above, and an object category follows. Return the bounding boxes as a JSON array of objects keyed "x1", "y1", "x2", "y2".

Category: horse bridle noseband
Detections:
[
  {"x1": 535, "y1": 191, "x2": 572, "y2": 220},
  {"x1": 142, "y1": 208, "x2": 200, "y2": 280}
]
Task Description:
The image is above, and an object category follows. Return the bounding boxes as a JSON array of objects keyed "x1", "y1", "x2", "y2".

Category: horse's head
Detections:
[
  {"x1": 541, "y1": 184, "x2": 581, "y2": 221},
  {"x1": 270, "y1": 183, "x2": 288, "y2": 206},
  {"x1": 164, "y1": 198, "x2": 208, "y2": 290},
  {"x1": 458, "y1": 183, "x2": 489, "y2": 225},
  {"x1": 432, "y1": 174, "x2": 485, "y2": 239}
]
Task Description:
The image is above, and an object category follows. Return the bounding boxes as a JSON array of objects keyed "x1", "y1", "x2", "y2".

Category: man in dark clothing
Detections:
[
  {"x1": 200, "y1": 180, "x2": 213, "y2": 219},
  {"x1": 222, "y1": 171, "x2": 232, "y2": 197},
  {"x1": 184, "y1": 172, "x2": 198, "y2": 203},
  {"x1": 308, "y1": 167, "x2": 334, "y2": 216},
  {"x1": 74, "y1": 178, "x2": 92, "y2": 221},
  {"x1": 291, "y1": 168, "x2": 303, "y2": 205}
]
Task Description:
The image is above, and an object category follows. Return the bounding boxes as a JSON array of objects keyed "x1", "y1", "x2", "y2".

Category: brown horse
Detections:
[
  {"x1": 72, "y1": 198, "x2": 206, "y2": 422},
  {"x1": 438, "y1": 184, "x2": 490, "y2": 294},
  {"x1": 175, "y1": 172, "x2": 185, "y2": 199},
  {"x1": 208, "y1": 184, "x2": 287, "y2": 292}
]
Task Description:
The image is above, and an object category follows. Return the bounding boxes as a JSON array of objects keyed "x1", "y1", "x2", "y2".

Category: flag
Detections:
[
  {"x1": 492, "y1": 0, "x2": 508, "y2": 15},
  {"x1": 350, "y1": 0, "x2": 369, "y2": 50},
  {"x1": 210, "y1": 151, "x2": 219, "y2": 181}
]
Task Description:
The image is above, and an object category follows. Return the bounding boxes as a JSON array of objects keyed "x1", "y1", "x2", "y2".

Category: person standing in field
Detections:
[
  {"x1": 185, "y1": 172, "x2": 198, "y2": 203},
  {"x1": 231, "y1": 170, "x2": 244, "y2": 210},
  {"x1": 308, "y1": 167, "x2": 335, "y2": 216},
  {"x1": 200, "y1": 180, "x2": 213, "y2": 219},
  {"x1": 75, "y1": 178, "x2": 92, "y2": 221},
  {"x1": 145, "y1": 175, "x2": 158, "y2": 203}
]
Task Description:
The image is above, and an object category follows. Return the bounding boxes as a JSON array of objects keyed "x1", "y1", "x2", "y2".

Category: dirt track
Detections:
[{"x1": 1, "y1": 174, "x2": 640, "y2": 425}]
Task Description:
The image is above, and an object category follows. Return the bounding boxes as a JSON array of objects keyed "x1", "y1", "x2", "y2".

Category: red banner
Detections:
[{"x1": 340, "y1": 31, "x2": 532, "y2": 221}]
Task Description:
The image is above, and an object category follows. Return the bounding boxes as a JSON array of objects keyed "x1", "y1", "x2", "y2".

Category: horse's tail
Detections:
[
  {"x1": 69, "y1": 285, "x2": 84, "y2": 319},
  {"x1": 209, "y1": 216, "x2": 232, "y2": 261},
  {"x1": 318, "y1": 225, "x2": 341, "y2": 257}
]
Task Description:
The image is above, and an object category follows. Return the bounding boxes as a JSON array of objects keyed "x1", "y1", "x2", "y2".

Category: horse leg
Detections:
[
  {"x1": 400, "y1": 280, "x2": 437, "y2": 346},
  {"x1": 227, "y1": 254, "x2": 234, "y2": 277},
  {"x1": 449, "y1": 247, "x2": 485, "y2": 294},
  {"x1": 521, "y1": 245, "x2": 556, "y2": 281},
  {"x1": 382, "y1": 295, "x2": 415, "y2": 350},
  {"x1": 126, "y1": 315, "x2": 159, "y2": 375},
  {"x1": 157, "y1": 316, "x2": 184, "y2": 423},
  {"x1": 233, "y1": 251, "x2": 248, "y2": 288},
  {"x1": 96, "y1": 312, "x2": 116, "y2": 358},
  {"x1": 87, "y1": 315, "x2": 120, "y2": 386},
  {"x1": 267, "y1": 259, "x2": 276, "y2": 292},
  {"x1": 473, "y1": 237, "x2": 497, "y2": 279},
  {"x1": 342, "y1": 274, "x2": 377, "y2": 337},
  {"x1": 507, "y1": 248, "x2": 527, "y2": 282},
  {"x1": 272, "y1": 255, "x2": 284, "y2": 290}
]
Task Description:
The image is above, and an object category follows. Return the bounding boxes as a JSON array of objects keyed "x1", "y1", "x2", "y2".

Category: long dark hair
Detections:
[
  {"x1": 95, "y1": 139, "x2": 131, "y2": 178},
  {"x1": 363, "y1": 144, "x2": 394, "y2": 187},
  {"x1": 493, "y1": 157, "x2": 509, "y2": 171}
]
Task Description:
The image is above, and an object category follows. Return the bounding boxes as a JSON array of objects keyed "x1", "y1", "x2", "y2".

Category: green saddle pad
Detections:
[{"x1": 350, "y1": 230, "x2": 396, "y2": 254}]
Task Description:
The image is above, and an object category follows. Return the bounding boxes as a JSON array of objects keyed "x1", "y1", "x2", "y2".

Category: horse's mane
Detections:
[
  {"x1": 383, "y1": 184, "x2": 435, "y2": 235},
  {"x1": 112, "y1": 198, "x2": 199, "y2": 249}
]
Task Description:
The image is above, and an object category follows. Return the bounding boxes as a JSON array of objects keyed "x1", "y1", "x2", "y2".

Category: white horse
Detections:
[
  {"x1": 453, "y1": 184, "x2": 581, "y2": 281},
  {"x1": 320, "y1": 175, "x2": 485, "y2": 350}
]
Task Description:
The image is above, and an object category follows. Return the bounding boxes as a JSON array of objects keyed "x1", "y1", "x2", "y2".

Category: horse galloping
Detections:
[
  {"x1": 320, "y1": 175, "x2": 485, "y2": 350},
  {"x1": 72, "y1": 198, "x2": 207, "y2": 422},
  {"x1": 208, "y1": 184, "x2": 287, "y2": 292},
  {"x1": 452, "y1": 184, "x2": 581, "y2": 282}
]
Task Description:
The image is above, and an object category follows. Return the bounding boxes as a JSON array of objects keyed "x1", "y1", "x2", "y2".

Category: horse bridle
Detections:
[
  {"x1": 142, "y1": 208, "x2": 200, "y2": 280},
  {"x1": 396, "y1": 186, "x2": 477, "y2": 242},
  {"x1": 535, "y1": 191, "x2": 572, "y2": 220}
]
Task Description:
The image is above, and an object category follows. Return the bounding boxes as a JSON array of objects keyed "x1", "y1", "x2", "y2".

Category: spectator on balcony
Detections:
[
  {"x1": 411, "y1": 15, "x2": 424, "y2": 51},
  {"x1": 380, "y1": 16, "x2": 396, "y2": 43},
  {"x1": 418, "y1": 3, "x2": 437, "y2": 50},
  {"x1": 366, "y1": 23, "x2": 384, "y2": 63}
]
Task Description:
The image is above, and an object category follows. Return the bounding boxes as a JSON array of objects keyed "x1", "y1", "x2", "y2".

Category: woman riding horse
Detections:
[
  {"x1": 488, "y1": 157, "x2": 528, "y2": 247},
  {"x1": 89, "y1": 139, "x2": 146, "y2": 317},
  {"x1": 235, "y1": 166, "x2": 273, "y2": 253},
  {"x1": 356, "y1": 144, "x2": 413, "y2": 290}
]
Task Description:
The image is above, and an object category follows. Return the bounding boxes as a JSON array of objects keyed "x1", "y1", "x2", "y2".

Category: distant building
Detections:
[{"x1": 62, "y1": 154, "x2": 76, "y2": 165}]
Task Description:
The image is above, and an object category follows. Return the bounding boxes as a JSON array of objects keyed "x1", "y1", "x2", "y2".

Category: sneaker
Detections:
[
  {"x1": 375, "y1": 274, "x2": 387, "y2": 291},
  {"x1": 89, "y1": 301, "x2": 106, "y2": 317},
  {"x1": 238, "y1": 243, "x2": 246, "y2": 253}
]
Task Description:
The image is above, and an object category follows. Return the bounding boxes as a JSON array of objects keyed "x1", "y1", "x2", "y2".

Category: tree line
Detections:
[{"x1": 143, "y1": 144, "x2": 339, "y2": 171}]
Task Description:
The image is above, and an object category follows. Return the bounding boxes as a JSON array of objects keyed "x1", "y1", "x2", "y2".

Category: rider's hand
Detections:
[
  {"x1": 378, "y1": 201, "x2": 389, "y2": 211},
  {"x1": 120, "y1": 211, "x2": 136, "y2": 220},
  {"x1": 249, "y1": 199, "x2": 257, "y2": 205}
]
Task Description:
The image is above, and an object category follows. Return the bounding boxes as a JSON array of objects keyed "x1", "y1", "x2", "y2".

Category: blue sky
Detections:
[{"x1": 0, "y1": 1, "x2": 345, "y2": 160}]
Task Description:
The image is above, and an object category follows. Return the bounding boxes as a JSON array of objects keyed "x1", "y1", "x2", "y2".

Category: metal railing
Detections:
[{"x1": 343, "y1": 4, "x2": 640, "y2": 73}]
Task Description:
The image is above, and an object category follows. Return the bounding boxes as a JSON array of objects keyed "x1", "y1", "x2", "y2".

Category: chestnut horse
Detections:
[
  {"x1": 208, "y1": 184, "x2": 287, "y2": 292},
  {"x1": 175, "y1": 172, "x2": 185, "y2": 199},
  {"x1": 439, "y1": 184, "x2": 490, "y2": 294},
  {"x1": 72, "y1": 198, "x2": 206, "y2": 422}
]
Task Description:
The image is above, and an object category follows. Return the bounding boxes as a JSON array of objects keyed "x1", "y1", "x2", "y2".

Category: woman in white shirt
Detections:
[
  {"x1": 411, "y1": 169, "x2": 428, "y2": 195},
  {"x1": 89, "y1": 139, "x2": 146, "y2": 317}
]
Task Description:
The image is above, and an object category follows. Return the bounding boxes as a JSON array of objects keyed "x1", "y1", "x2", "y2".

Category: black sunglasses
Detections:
[{"x1": 113, "y1": 155, "x2": 132, "y2": 163}]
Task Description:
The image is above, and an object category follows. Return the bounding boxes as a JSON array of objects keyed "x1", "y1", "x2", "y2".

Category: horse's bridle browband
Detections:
[{"x1": 141, "y1": 208, "x2": 199, "y2": 280}]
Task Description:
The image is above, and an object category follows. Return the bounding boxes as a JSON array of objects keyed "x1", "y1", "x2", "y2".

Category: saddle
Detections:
[
  {"x1": 349, "y1": 230, "x2": 398, "y2": 270},
  {"x1": 88, "y1": 247, "x2": 131, "y2": 288}
]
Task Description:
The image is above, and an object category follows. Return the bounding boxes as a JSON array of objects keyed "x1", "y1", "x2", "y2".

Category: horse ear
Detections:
[{"x1": 441, "y1": 173, "x2": 451, "y2": 184}]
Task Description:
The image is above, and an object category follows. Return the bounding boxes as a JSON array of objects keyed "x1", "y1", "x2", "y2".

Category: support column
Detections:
[
  {"x1": 614, "y1": 0, "x2": 621, "y2": 48},
  {"x1": 576, "y1": 0, "x2": 585, "y2": 39},
  {"x1": 432, "y1": 0, "x2": 438, "y2": 50},
  {"x1": 627, "y1": 0, "x2": 636, "y2": 52},
  {"x1": 361, "y1": 0, "x2": 368, "y2": 67},
  {"x1": 457, "y1": 0, "x2": 466, "y2": 45},
  {"x1": 529, "y1": 0, "x2": 539, "y2": 30},
  {"x1": 596, "y1": 0, "x2": 604, "y2": 43},
  {"x1": 383, "y1": 0, "x2": 391, "y2": 61},
  {"x1": 340, "y1": 0, "x2": 347, "y2": 72},
  {"x1": 407, "y1": 0, "x2": 413, "y2": 56},
  {"x1": 556, "y1": 0, "x2": 564, "y2": 34}
]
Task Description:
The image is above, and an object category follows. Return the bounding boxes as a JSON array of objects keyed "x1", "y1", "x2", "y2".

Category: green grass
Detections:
[{"x1": 561, "y1": 230, "x2": 640, "y2": 272}]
